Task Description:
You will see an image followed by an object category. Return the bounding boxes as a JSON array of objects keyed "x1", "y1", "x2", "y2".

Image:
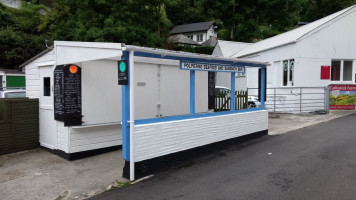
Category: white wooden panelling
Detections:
[
  {"x1": 26, "y1": 74, "x2": 39, "y2": 80},
  {"x1": 25, "y1": 68, "x2": 39, "y2": 75},
  {"x1": 133, "y1": 110, "x2": 268, "y2": 162},
  {"x1": 58, "y1": 131, "x2": 69, "y2": 141},
  {"x1": 26, "y1": 91, "x2": 40, "y2": 98},
  {"x1": 70, "y1": 140, "x2": 121, "y2": 153},
  {"x1": 26, "y1": 80, "x2": 40, "y2": 86},
  {"x1": 70, "y1": 125, "x2": 122, "y2": 140},
  {"x1": 25, "y1": 85, "x2": 39, "y2": 91},
  {"x1": 70, "y1": 134, "x2": 121, "y2": 147},
  {"x1": 69, "y1": 125, "x2": 122, "y2": 153},
  {"x1": 39, "y1": 109, "x2": 57, "y2": 150},
  {"x1": 57, "y1": 122, "x2": 69, "y2": 152}
]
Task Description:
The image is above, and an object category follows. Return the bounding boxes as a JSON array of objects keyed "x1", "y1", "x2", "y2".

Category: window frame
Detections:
[
  {"x1": 282, "y1": 59, "x2": 294, "y2": 86},
  {"x1": 331, "y1": 60, "x2": 353, "y2": 82},
  {"x1": 197, "y1": 34, "x2": 203, "y2": 42},
  {"x1": 43, "y1": 77, "x2": 51, "y2": 96}
]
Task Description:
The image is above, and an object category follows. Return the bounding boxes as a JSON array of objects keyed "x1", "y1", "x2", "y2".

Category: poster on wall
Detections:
[{"x1": 329, "y1": 84, "x2": 356, "y2": 110}]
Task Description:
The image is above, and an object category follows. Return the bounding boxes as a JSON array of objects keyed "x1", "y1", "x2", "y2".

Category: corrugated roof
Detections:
[
  {"x1": 167, "y1": 34, "x2": 199, "y2": 45},
  {"x1": 215, "y1": 40, "x2": 252, "y2": 57},
  {"x1": 170, "y1": 21, "x2": 215, "y2": 34},
  {"x1": 233, "y1": 5, "x2": 356, "y2": 58}
]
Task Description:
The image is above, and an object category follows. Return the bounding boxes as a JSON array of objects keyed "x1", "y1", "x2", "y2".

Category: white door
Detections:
[{"x1": 39, "y1": 66, "x2": 57, "y2": 149}]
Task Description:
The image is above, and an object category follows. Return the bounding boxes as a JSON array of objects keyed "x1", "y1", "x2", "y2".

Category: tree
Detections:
[
  {"x1": 47, "y1": 0, "x2": 169, "y2": 47},
  {"x1": 301, "y1": 0, "x2": 356, "y2": 22},
  {"x1": 0, "y1": 2, "x2": 49, "y2": 69}
]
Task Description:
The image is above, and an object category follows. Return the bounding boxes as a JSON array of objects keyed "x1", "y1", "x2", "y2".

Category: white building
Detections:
[
  {"x1": 212, "y1": 40, "x2": 252, "y2": 91},
  {"x1": 170, "y1": 21, "x2": 217, "y2": 44},
  {"x1": 232, "y1": 4, "x2": 356, "y2": 89},
  {"x1": 19, "y1": 41, "x2": 268, "y2": 174}
]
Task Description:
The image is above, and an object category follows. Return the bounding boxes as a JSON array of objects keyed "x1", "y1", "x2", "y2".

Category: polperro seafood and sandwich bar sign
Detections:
[
  {"x1": 329, "y1": 84, "x2": 356, "y2": 110},
  {"x1": 180, "y1": 61, "x2": 245, "y2": 73}
]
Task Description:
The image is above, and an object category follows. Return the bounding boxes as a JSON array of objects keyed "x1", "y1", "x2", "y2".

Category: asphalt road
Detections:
[{"x1": 91, "y1": 113, "x2": 356, "y2": 200}]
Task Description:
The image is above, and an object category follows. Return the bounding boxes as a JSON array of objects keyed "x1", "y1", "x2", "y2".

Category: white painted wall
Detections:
[
  {"x1": 134, "y1": 62, "x2": 158, "y2": 119},
  {"x1": 296, "y1": 8, "x2": 356, "y2": 86},
  {"x1": 81, "y1": 60, "x2": 121, "y2": 124},
  {"x1": 240, "y1": 9, "x2": 356, "y2": 89},
  {"x1": 160, "y1": 65, "x2": 190, "y2": 116},
  {"x1": 26, "y1": 53, "x2": 212, "y2": 154},
  {"x1": 207, "y1": 26, "x2": 217, "y2": 40},
  {"x1": 133, "y1": 110, "x2": 268, "y2": 162}
]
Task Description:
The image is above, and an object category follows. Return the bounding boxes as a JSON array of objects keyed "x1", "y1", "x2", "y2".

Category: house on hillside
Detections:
[
  {"x1": 0, "y1": 0, "x2": 53, "y2": 8},
  {"x1": 232, "y1": 5, "x2": 356, "y2": 90},
  {"x1": 212, "y1": 40, "x2": 252, "y2": 91},
  {"x1": 0, "y1": 0, "x2": 21, "y2": 8},
  {"x1": 170, "y1": 21, "x2": 217, "y2": 45}
]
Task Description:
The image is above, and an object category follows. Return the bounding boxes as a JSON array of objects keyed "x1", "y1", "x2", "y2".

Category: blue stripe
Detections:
[
  {"x1": 230, "y1": 72, "x2": 235, "y2": 111},
  {"x1": 121, "y1": 51, "x2": 130, "y2": 161},
  {"x1": 260, "y1": 67, "x2": 266, "y2": 109},
  {"x1": 135, "y1": 108, "x2": 264, "y2": 125},
  {"x1": 190, "y1": 70, "x2": 195, "y2": 114}
]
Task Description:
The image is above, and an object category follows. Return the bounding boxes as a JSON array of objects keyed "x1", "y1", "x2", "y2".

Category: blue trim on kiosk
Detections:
[
  {"x1": 260, "y1": 67, "x2": 266, "y2": 108},
  {"x1": 230, "y1": 72, "x2": 236, "y2": 111},
  {"x1": 135, "y1": 108, "x2": 264, "y2": 125},
  {"x1": 122, "y1": 49, "x2": 267, "y2": 162},
  {"x1": 190, "y1": 70, "x2": 195, "y2": 114},
  {"x1": 121, "y1": 51, "x2": 130, "y2": 161}
]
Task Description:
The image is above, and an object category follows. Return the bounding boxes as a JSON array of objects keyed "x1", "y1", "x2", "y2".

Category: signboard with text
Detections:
[
  {"x1": 118, "y1": 60, "x2": 129, "y2": 85},
  {"x1": 180, "y1": 61, "x2": 245, "y2": 73},
  {"x1": 54, "y1": 64, "x2": 82, "y2": 126},
  {"x1": 329, "y1": 84, "x2": 356, "y2": 110}
]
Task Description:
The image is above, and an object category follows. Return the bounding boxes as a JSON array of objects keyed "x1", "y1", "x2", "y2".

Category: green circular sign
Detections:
[{"x1": 120, "y1": 62, "x2": 126, "y2": 72}]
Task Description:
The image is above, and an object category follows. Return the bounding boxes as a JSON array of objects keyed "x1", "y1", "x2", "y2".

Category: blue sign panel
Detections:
[{"x1": 180, "y1": 61, "x2": 245, "y2": 73}]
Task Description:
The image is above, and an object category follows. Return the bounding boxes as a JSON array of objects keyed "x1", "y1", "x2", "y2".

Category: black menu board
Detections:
[{"x1": 54, "y1": 64, "x2": 82, "y2": 126}]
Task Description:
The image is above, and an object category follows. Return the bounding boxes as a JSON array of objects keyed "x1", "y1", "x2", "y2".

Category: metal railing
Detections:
[{"x1": 248, "y1": 87, "x2": 329, "y2": 114}]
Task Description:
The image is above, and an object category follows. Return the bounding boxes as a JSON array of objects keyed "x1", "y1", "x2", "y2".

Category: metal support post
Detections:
[
  {"x1": 300, "y1": 88, "x2": 302, "y2": 114},
  {"x1": 230, "y1": 72, "x2": 235, "y2": 111}
]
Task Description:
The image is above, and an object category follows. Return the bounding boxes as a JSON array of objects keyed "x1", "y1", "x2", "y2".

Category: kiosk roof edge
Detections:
[{"x1": 125, "y1": 45, "x2": 270, "y2": 67}]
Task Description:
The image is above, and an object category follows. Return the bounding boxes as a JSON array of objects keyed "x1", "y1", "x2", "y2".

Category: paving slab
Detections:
[
  {"x1": 0, "y1": 149, "x2": 126, "y2": 200},
  {"x1": 268, "y1": 110, "x2": 356, "y2": 135}
]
